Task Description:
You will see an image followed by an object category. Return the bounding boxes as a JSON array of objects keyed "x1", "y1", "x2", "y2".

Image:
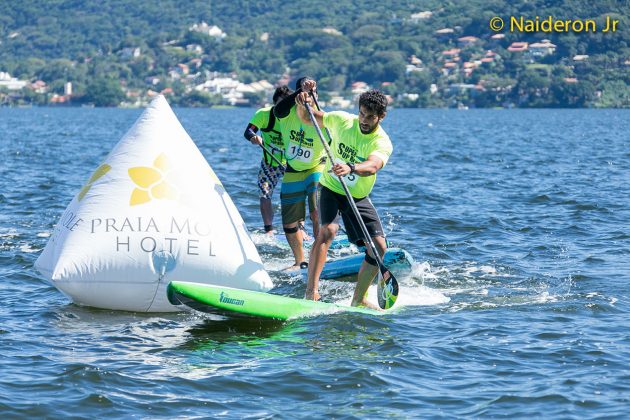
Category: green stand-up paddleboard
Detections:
[{"x1": 168, "y1": 281, "x2": 381, "y2": 320}]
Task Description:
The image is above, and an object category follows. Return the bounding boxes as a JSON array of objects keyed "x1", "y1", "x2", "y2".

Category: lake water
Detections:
[{"x1": 1, "y1": 106, "x2": 629, "y2": 418}]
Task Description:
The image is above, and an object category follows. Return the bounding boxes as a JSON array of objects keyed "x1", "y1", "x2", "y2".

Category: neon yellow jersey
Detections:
[
  {"x1": 249, "y1": 106, "x2": 285, "y2": 167},
  {"x1": 277, "y1": 106, "x2": 326, "y2": 171},
  {"x1": 320, "y1": 111, "x2": 392, "y2": 199}
]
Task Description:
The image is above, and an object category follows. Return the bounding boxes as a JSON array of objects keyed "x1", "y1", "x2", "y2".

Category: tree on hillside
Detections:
[
  {"x1": 550, "y1": 80, "x2": 596, "y2": 108},
  {"x1": 84, "y1": 77, "x2": 126, "y2": 107}
]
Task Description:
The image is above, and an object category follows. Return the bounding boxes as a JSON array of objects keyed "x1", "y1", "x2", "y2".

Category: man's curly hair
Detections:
[{"x1": 359, "y1": 89, "x2": 388, "y2": 116}]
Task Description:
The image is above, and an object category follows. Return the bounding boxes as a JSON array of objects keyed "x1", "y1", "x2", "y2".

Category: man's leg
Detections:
[
  {"x1": 309, "y1": 209, "x2": 320, "y2": 239},
  {"x1": 283, "y1": 222, "x2": 305, "y2": 267},
  {"x1": 341, "y1": 195, "x2": 388, "y2": 308},
  {"x1": 306, "y1": 166, "x2": 323, "y2": 240},
  {"x1": 351, "y1": 235, "x2": 387, "y2": 309},
  {"x1": 280, "y1": 171, "x2": 307, "y2": 268},
  {"x1": 305, "y1": 222, "x2": 338, "y2": 300},
  {"x1": 260, "y1": 198, "x2": 274, "y2": 233},
  {"x1": 258, "y1": 162, "x2": 281, "y2": 234}
]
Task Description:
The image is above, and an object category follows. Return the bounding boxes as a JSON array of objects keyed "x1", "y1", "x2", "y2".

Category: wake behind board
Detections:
[{"x1": 168, "y1": 281, "x2": 380, "y2": 320}]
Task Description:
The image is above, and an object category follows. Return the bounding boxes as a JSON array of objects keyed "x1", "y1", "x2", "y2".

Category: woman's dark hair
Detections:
[
  {"x1": 273, "y1": 85, "x2": 293, "y2": 104},
  {"x1": 359, "y1": 89, "x2": 388, "y2": 116}
]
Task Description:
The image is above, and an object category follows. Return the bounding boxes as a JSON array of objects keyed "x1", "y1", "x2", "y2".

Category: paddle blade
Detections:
[{"x1": 377, "y1": 269, "x2": 399, "y2": 309}]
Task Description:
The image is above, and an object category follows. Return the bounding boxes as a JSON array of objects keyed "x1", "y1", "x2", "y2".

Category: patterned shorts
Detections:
[
  {"x1": 257, "y1": 161, "x2": 285, "y2": 199},
  {"x1": 280, "y1": 164, "x2": 324, "y2": 225}
]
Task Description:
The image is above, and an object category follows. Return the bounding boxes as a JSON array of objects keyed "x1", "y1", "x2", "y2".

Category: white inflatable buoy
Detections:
[{"x1": 35, "y1": 95, "x2": 273, "y2": 312}]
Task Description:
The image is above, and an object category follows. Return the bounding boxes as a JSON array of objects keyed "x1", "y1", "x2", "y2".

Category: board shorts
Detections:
[
  {"x1": 280, "y1": 163, "x2": 324, "y2": 225},
  {"x1": 318, "y1": 185, "x2": 385, "y2": 246},
  {"x1": 257, "y1": 160, "x2": 285, "y2": 199}
]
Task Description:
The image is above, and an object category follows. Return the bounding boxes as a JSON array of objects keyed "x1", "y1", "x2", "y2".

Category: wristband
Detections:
[
  {"x1": 348, "y1": 163, "x2": 355, "y2": 174},
  {"x1": 245, "y1": 128, "x2": 257, "y2": 141}
]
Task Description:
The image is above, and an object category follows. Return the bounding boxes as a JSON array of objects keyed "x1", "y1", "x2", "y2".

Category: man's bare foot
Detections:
[
  {"x1": 351, "y1": 298, "x2": 383, "y2": 311},
  {"x1": 305, "y1": 290, "x2": 321, "y2": 301}
]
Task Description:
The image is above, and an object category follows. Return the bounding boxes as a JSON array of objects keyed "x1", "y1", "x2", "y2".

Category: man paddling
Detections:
[
  {"x1": 296, "y1": 82, "x2": 392, "y2": 309},
  {"x1": 273, "y1": 77, "x2": 327, "y2": 269},
  {"x1": 243, "y1": 86, "x2": 293, "y2": 234}
]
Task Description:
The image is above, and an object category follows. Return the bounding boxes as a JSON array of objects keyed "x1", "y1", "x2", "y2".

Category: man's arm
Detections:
[
  {"x1": 273, "y1": 89, "x2": 301, "y2": 118},
  {"x1": 295, "y1": 95, "x2": 324, "y2": 127},
  {"x1": 331, "y1": 155, "x2": 384, "y2": 177},
  {"x1": 294, "y1": 79, "x2": 324, "y2": 126}
]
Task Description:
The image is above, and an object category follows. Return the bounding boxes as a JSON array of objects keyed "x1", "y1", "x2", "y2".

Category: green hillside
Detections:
[{"x1": 0, "y1": 0, "x2": 628, "y2": 107}]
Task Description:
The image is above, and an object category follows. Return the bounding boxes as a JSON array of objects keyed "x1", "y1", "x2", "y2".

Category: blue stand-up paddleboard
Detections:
[
  {"x1": 168, "y1": 281, "x2": 381, "y2": 320},
  {"x1": 274, "y1": 232, "x2": 353, "y2": 250},
  {"x1": 308, "y1": 247, "x2": 413, "y2": 280}
]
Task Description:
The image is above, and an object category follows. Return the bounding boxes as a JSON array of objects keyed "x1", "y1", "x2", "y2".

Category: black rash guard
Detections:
[{"x1": 273, "y1": 88, "x2": 302, "y2": 118}]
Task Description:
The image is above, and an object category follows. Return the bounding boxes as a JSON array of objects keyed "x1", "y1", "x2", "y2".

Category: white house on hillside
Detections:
[
  {"x1": 189, "y1": 22, "x2": 226, "y2": 39},
  {"x1": 529, "y1": 40, "x2": 556, "y2": 57},
  {"x1": 0, "y1": 72, "x2": 27, "y2": 90}
]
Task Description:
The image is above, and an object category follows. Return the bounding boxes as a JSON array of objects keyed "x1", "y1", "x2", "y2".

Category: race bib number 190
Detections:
[{"x1": 289, "y1": 145, "x2": 313, "y2": 163}]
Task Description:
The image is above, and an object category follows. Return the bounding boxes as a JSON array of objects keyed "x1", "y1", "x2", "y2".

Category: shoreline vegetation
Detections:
[{"x1": 0, "y1": 1, "x2": 628, "y2": 109}]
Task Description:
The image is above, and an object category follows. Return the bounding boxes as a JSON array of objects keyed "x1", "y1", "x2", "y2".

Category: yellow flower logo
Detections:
[
  {"x1": 78, "y1": 164, "x2": 111, "y2": 201},
  {"x1": 208, "y1": 167, "x2": 223, "y2": 187},
  {"x1": 128, "y1": 153, "x2": 178, "y2": 206}
]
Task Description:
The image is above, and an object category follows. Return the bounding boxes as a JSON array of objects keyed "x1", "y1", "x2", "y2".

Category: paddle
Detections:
[
  {"x1": 309, "y1": 93, "x2": 335, "y2": 149},
  {"x1": 303, "y1": 102, "x2": 398, "y2": 309},
  {"x1": 259, "y1": 143, "x2": 285, "y2": 168},
  {"x1": 309, "y1": 95, "x2": 350, "y2": 238}
]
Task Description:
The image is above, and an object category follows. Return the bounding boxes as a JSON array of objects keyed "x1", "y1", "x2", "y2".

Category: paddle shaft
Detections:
[
  {"x1": 310, "y1": 94, "x2": 336, "y2": 154},
  {"x1": 259, "y1": 143, "x2": 285, "y2": 167},
  {"x1": 310, "y1": 94, "x2": 347, "y2": 236},
  {"x1": 303, "y1": 103, "x2": 388, "y2": 272}
]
